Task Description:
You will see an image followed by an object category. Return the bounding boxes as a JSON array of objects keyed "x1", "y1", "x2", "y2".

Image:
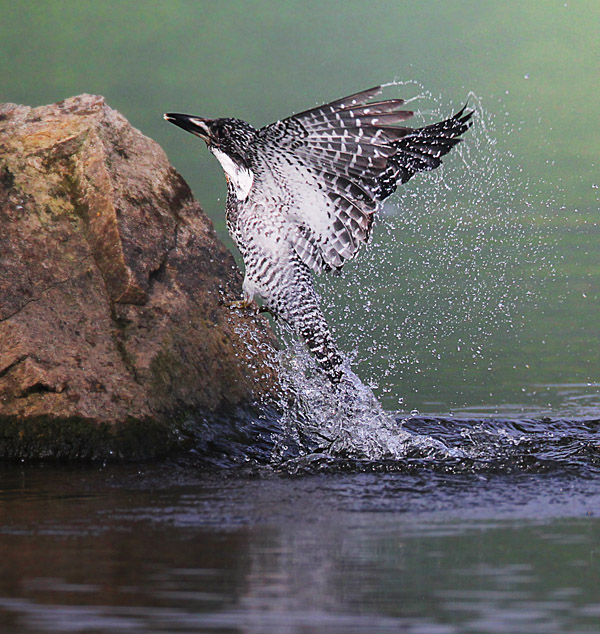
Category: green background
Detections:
[{"x1": 2, "y1": 0, "x2": 598, "y2": 415}]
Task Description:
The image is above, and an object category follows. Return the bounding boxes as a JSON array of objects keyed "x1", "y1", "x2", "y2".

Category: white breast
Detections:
[{"x1": 211, "y1": 148, "x2": 254, "y2": 201}]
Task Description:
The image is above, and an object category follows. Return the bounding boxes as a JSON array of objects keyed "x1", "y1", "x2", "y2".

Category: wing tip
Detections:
[
  {"x1": 333, "y1": 85, "x2": 383, "y2": 110},
  {"x1": 454, "y1": 102, "x2": 475, "y2": 127}
]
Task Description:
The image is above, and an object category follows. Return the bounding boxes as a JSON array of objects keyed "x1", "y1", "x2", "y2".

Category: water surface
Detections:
[{"x1": 1, "y1": 414, "x2": 599, "y2": 634}]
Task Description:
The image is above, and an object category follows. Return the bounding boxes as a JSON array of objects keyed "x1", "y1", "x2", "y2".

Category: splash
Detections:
[{"x1": 271, "y1": 338, "x2": 455, "y2": 463}]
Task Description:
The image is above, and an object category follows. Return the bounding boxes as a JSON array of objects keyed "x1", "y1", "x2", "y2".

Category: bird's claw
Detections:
[
  {"x1": 258, "y1": 305, "x2": 276, "y2": 317},
  {"x1": 227, "y1": 299, "x2": 255, "y2": 311},
  {"x1": 225, "y1": 299, "x2": 276, "y2": 317}
]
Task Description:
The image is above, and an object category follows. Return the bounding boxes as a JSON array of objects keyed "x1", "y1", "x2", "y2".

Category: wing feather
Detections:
[
  {"x1": 249, "y1": 88, "x2": 473, "y2": 273},
  {"x1": 288, "y1": 85, "x2": 384, "y2": 121}
]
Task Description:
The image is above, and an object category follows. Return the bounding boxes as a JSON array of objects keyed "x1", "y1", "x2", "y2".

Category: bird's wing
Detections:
[{"x1": 251, "y1": 86, "x2": 472, "y2": 273}]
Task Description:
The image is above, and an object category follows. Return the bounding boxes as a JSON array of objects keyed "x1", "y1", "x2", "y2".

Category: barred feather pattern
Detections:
[
  {"x1": 221, "y1": 87, "x2": 472, "y2": 384},
  {"x1": 229, "y1": 197, "x2": 344, "y2": 383}
]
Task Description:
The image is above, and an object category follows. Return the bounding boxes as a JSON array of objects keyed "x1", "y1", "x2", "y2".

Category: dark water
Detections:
[{"x1": 2, "y1": 415, "x2": 600, "y2": 634}]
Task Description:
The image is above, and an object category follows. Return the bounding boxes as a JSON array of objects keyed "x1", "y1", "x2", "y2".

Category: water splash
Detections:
[
  {"x1": 246, "y1": 89, "x2": 555, "y2": 461},
  {"x1": 271, "y1": 338, "x2": 455, "y2": 463}
]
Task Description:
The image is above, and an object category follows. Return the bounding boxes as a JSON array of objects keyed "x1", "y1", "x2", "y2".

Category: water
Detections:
[
  {"x1": 317, "y1": 90, "x2": 556, "y2": 413},
  {"x1": 1, "y1": 412, "x2": 600, "y2": 633},
  {"x1": 1, "y1": 350, "x2": 599, "y2": 633}
]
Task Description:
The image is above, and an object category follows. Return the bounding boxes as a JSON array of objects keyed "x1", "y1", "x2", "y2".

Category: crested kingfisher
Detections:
[{"x1": 165, "y1": 86, "x2": 472, "y2": 384}]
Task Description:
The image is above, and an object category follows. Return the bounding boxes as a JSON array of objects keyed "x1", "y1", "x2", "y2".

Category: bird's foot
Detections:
[
  {"x1": 224, "y1": 299, "x2": 276, "y2": 317},
  {"x1": 227, "y1": 298, "x2": 255, "y2": 311}
]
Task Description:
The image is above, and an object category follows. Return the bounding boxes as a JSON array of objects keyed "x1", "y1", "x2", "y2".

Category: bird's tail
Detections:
[
  {"x1": 272, "y1": 265, "x2": 345, "y2": 385},
  {"x1": 293, "y1": 302, "x2": 345, "y2": 385}
]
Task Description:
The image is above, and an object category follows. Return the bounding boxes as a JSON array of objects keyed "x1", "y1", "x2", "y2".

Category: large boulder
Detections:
[{"x1": 0, "y1": 94, "x2": 279, "y2": 460}]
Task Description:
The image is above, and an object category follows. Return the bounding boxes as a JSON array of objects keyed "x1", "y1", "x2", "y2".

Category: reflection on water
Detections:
[{"x1": 1, "y1": 412, "x2": 599, "y2": 634}]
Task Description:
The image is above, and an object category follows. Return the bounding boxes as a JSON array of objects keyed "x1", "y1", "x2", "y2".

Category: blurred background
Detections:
[{"x1": 1, "y1": 0, "x2": 598, "y2": 415}]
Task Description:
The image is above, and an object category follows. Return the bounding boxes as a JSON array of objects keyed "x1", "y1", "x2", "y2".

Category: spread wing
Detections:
[{"x1": 249, "y1": 86, "x2": 472, "y2": 273}]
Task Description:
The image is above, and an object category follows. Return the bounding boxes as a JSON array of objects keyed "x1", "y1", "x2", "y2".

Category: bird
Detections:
[{"x1": 164, "y1": 86, "x2": 472, "y2": 385}]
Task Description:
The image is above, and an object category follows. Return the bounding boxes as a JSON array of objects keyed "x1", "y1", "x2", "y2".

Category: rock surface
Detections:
[{"x1": 0, "y1": 94, "x2": 279, "y2": 460}]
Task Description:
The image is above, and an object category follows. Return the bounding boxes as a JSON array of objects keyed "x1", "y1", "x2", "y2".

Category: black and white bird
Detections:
[{"x1": 165, "y1": 86, "x2": 472, "y2": 385}]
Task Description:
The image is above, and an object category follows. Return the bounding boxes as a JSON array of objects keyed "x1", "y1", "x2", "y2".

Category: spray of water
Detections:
[
  {"x1": 317, "y1": 86, "x2": 554, "y2": 411},
  {"x1": 271, "y1": 336, "x2": 455, "y2": 463}
]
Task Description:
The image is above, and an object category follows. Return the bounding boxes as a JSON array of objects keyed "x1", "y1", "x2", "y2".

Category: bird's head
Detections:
[
  {"x1": 163, "y1": 114, "x2": 255, "y2": 165},
  {"x1": 164, "y1": 113, "x2": 256, "y2": 200}
]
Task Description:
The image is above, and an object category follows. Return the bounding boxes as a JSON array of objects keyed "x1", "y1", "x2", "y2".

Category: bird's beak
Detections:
[{"x1": 163, "y1": 113, "x2": 212, "y2": 142}]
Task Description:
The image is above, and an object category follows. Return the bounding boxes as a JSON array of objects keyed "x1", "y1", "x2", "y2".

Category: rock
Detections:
[{"x1": 0, "y1": 94, "x2": 279, "y2": 460}]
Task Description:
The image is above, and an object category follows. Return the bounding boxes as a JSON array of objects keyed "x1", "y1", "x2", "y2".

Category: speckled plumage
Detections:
[{"x1": 165, "y1": 87, "x2": 473, "y2": 384}]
